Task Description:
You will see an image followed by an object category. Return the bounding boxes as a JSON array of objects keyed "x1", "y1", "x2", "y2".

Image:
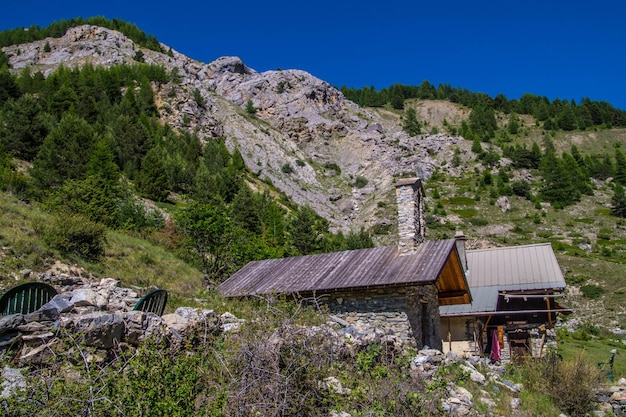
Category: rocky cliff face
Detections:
[{"x1": 2, "y1": 25, "x2": 464, "y2": 232}]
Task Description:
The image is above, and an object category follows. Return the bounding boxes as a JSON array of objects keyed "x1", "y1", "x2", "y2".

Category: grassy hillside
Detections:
[{"x1": 0, "y1": 192, "x2": 205, "y2": 310}]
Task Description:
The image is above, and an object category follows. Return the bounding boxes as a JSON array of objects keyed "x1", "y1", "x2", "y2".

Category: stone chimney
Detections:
[
  {"x1": 395, "y1": 178, "x2": 426, "y2": 255},
  {"x1": 454, "y1": 231, "x2": 469, "y2": 274}
]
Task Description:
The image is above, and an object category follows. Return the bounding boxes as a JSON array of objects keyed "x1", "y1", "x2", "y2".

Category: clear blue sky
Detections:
[{"x1": 2, "y1": 0, "x2": 626, "y2": 110}]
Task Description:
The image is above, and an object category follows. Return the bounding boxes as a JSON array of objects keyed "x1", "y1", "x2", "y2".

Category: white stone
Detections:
[
  {"x1": 1, "y1": 367, "x2": 26, "y2": 398},
  {"x1": 220, "y1": 312, "x2": 240, "y2": 324},
  {"x1": 479, "y1": 397, "x2": 496, "y2": 408},
  {"x1": 70, "y1": 289, "x2": 108, "y2": 308},
  {"x1": 460, "y1": 363, "x2": 487, "y2": 385},
  {"x1": 99, "y1": 278, "x2": 120, "y2": 288},
  {"x1": 162, "y1": 313, "x2": 192, "y2": 332},
  {"x1": 510, "y1": 397, "x2": 521, "y2": 409},
  {"x1": 453, "y1": 386, "x2": 473, "y2": 403},
  {"x1": 321, "y1": 376, "x2": 351, "y2": 395}
]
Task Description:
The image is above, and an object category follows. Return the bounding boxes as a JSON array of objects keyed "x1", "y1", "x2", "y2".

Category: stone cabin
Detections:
[{"x1": 219, "y1": 178, "x2": 472, "y2": 350}]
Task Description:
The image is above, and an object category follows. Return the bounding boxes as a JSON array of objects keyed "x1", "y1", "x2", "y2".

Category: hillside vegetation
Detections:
[
  {"x1": 0, "y1": 18, "x2": 625, "y2": 416},
  {"x1": 0, "y1": 52, "x2": 378, "y2": 291}
]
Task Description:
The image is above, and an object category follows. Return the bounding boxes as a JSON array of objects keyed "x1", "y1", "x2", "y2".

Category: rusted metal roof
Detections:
[
  {"x1": 440, "y1": 243, "x2": 567, "y2": 317},
  {"x1": 219, "y1": 239, "x2": 460, "y2": 297}
]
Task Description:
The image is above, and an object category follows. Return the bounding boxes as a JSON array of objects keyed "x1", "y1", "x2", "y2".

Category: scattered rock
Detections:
[
  {"x1": 496, "y1": 196, "x2": 510, "y2": 212},
  {"x1": 69, "y1": 312, "x2": 125, "y2": 349},
  {"x1": 321, "y1": 376, "x2": 351, "y2": 395},
  {"x1": 70, "y1": 288, "x2": 108, "y2": 308},
  {"x1": 459, "y1": 363, "x2": 487, "y2": 385},
  {"x1": 1, "y1": 367, "x2": 26, "y2": 398},
  {"x1": 18, "y1": 341, "x2": 57, "y2": 366}
]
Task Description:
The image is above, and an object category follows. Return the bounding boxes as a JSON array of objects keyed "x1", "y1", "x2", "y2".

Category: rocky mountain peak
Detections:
[{"x1": 2, "y1": 24, "x2": 464, "y2": 232}]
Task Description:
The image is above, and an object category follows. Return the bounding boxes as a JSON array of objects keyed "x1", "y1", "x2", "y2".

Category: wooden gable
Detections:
[{"x1": 436, "y1": 247, "x2": 472, "y2": 306}]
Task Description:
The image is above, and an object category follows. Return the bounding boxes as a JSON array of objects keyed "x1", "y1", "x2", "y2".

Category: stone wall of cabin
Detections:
[{"x1": 320, "y1": 284, "x2": 442, "y2": 350}]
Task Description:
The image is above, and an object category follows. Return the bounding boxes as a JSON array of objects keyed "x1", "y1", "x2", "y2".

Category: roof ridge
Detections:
[{"x1": 467, "y1": 242, "x2": 551, "y2": 253}]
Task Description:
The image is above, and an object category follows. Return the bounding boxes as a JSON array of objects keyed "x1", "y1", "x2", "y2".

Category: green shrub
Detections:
[
  {"x1": 3, "y1": 339, "x2": 226, "y2": 416},
  {"x1": 448, "y1": 196, "x2": 475, "y2": 206},
  {"x1": 580, "y1": 284, "x2": 605, "y2": 299},
  {"x1": 324, "y1": 162, "x2": 341, "y2": 175},
  {"x1": 549, "y1": 353, "x2": 603, "y2": 416},
  {"x1": 281, "y1": 163, "x2": 294, "y2": 174},
  {"x1": 192, "y1": 88, "x2": 205, "y2": 108},
  {"x1": 245, "y1": 99, "x2": 256, "y2": 115},
  {"x1": 0, "y1": 166, "x2": 29, "y2": 198},
  {"x1": 452, "y1": 208, "x2": 478, "y2": 219},
  {"x1": 354, "y1": 176, "x2": 368, "y2": 188},
  {"x1": 469, "y1": 217, "x2": 489, "y2": 226},
  {"x1": 597, "y1": 228, "x2": 612, "y2": 240},
  {"x1": 34, "y1": 214, "x2": 107, "y2": 261},
  {"x1": 116, "y1": 199, "x2": 164, "y2": 231},
  {"x1": 133, "y1": 50, "x2": 145, "y2": 62},
  {"x1": 511, "y1": 225, "x2": 527, "y2": 234},
  {"x1": 565, "y1": 274, "x2": 587, "y2": 286},
  {"x1": 514, "y1": 351, "x2": 602, "y2": 417}
]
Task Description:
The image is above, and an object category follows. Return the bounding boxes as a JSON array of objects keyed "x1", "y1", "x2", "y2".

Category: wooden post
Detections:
[
  {"x1": 478, "y1": 315, "x2": 492, "y2": 354},
  {"x1": 546, "y1": 297, "x2": 553, "y2": 328},
  {"x1": 448, "y1": 317, "x2": 452, "y2": 353}
]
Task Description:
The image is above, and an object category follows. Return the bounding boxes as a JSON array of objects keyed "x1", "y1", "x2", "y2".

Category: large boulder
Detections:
[
  {"x1": 70, "y1": 288, "x2": 108, "y2": 309},
  {"x1": 162, "y1": 307, "x2": 220, "y2": 342},
  {"x1": 69, "y1": 312, "x2": 125, "y2": 348},
  {"x1": 123, "y1": 310, "x2": 165, "y2": 345}
]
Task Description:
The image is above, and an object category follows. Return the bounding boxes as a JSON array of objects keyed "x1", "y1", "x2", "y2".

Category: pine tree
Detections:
[
  {"x1": 31, "y1": 113, "x2": 97, "y2": 189},
  {"x1": 562, "y1": 152, "x2": 591, "y2": 196},
  {"x1": 288, "y1": 206, "x2": 328, "y2": 255},
  {"x1": 0, "y1": 94, "x2": 51, "y2": 160},
  {"x1": 402, "y1": 108, "x2": 421, "y2": 136},
  {"x1": 469, "y1": 105, "x2": 497, "y2": 141},
  {"x1": 471, "y1": 136, "x2": 483, "y2": 154},
  {"x1": 540, "y1": 150, "x2": 578, "y2": 208},
  {"x1": 245, "y1": 99, "x2": 256, "y2": 115},
  {"x1": 557, "y1": 105, "x2": 577, "y2": 131},
  {"x1": 87, "y1": 139, "x2": 120, "y2": 184},
  {"x1": 174, "y1": 200, "x2": 233, "y2": 285},
  {"x1": 507, "y1": 113, "x2": 520, "y2": 134},
  {"x1": 49, "y1": 83, "x2": 78, "y2": 116},
  {"x1": 611, "y1": 184, "x2": 626, "y2": 217},
  {"x1": 231, "y1": 187, "x2": 262, "y2": 234},
  {"x1": 0, "y1": 70, "x2": 20, "y2": 105},
  {"x1": 531, "y1": 142, "x2": 543, "y2": 167},
  {"x1": 614, "y1": 147, "x2": 626, "y2": 185},
  {"x1": 135, "y1": 147, "x2": 170, "y2": 201}
]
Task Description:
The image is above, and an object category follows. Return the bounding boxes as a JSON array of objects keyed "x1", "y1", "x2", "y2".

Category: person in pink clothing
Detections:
[{"x1": 490, "y1": 329, "x2": 501, "y2": 362}]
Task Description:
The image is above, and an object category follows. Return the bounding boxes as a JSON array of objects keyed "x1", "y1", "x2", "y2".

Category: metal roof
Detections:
[
  {"x1": 219, "y1": 239, "x2": 460, "y2": 297},
  {"x1": 440, "y1": 243, "x2": 566, "y2": 317}
]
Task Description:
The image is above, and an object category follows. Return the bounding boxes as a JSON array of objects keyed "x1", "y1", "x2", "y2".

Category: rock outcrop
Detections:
[
  {"x1": 2, "y1": 25, "x2": 470, "y2": 232},
  {"x1": 0, "y1": 274, "x2": 220, "y2": 367}
]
